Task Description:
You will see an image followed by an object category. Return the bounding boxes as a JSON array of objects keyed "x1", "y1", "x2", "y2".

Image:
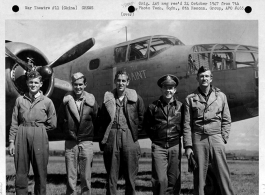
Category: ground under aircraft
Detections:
[{"x1": 5, "y1": 35, "x2": 258, "y2": 195}]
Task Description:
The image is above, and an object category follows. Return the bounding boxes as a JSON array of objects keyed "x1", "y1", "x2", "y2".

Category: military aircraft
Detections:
[{"x1": 5, "y1": 35, "x2": 258, "y2": 195}]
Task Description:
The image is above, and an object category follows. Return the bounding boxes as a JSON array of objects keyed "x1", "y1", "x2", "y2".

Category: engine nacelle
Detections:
[{"x1": 6, "y1": 42, "x2": 54, "y2": 130}]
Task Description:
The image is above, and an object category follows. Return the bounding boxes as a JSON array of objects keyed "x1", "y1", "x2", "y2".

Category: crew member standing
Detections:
[
  {"x1": 8, "y1": 71, "x2": 57, "y2": 195},
  {"x1": 183, "y1": 66, "x2": 234, "y2": 195},
  {"x1": 58, "y1": 72, "x2": 99, "y2": 195},
  {"x1": 99, "y1": 70, "x2": 145, "y2": 195},
  {"x1": 144, "y1": 74, "x2": 183, "y2": 195}
]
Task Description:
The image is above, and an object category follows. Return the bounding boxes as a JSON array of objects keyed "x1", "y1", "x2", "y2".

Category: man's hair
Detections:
[
  {"x1": 114, "y1": 70, "x2": 130, "y2": 81},
  {"x1": 26, "y1": 71, "x2": 42, "y2": 82},
  {"x1": 78, "y1": 76, "x2": 87, "y2": 84}
]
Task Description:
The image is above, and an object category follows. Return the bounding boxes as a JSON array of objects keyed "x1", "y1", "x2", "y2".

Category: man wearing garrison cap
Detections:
[
  {"x1": 144, "y1": 74, "x2": 183, "y2": 195},
  {"x1": 58, "y1": 72, "x2": 99, "y2": 195},
  {"x1": 183, "y1": 66, "x2": 234, "y2": 195}
]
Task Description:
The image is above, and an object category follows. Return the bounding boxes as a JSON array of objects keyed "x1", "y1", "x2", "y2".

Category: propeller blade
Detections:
[
  {"x1": 5, "y1": 47, "x2": 31, "y2": 71},
  {"x1": 49, "y1": 38, "x2": 95, "y2": 68}
]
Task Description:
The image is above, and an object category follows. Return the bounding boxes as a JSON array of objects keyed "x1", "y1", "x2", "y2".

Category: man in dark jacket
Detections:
[
  {"x1": 99, "y1": 70, "x2": 145, "y2": 195},
  {"x1": 183, "y1": 66, "x2": 234, "y2": 195},
  {"x1": 58, "y1": 72, "x2": 99, "y2": 195},
  {"x1": 144, "y1": 74, "x2": 183, "y2": 195}
]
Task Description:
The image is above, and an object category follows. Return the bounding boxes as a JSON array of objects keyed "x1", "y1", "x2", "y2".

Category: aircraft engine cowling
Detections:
[
  {"x1": 6, "y1": 42, "x2": 54, "y2": 133},
  {"x1": 6, "y1": 42, "x2": 54, "y2": 98}
]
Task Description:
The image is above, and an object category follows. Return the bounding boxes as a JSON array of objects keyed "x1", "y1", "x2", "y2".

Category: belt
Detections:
[
  {"x1": 111, "y1": 123, "x2": 128, "y2": 132},
  {"x1": 111, "y1": 122, "x2": 121, "y2": 129},
  {"x1": 21, "y1": 122, "x2": 45, "y2": 127}
]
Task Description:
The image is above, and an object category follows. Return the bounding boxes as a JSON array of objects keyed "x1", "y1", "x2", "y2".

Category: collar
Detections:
[
  {"x1": 192, "y1": 86, "x2": 220, "y2": 102},
  {"x1": 29, "y1": 91, "x2": 41, "y2": 99},
  {"x1": 24, "y1": 91, "x2": 44, "y2": 102},
  {"x1": 198, "y1": 86, "x2": 213, "y2": 97},
  {"x1": 104, "y1": 88, "x2": 137, "y2": 103},
  {"x1": 73, "y1": 92, "x2": 85, "y2": 101},
  {"x1": 158, "y1": 96, "x2": 177, "y2": 106},
  {"x1": 63, "y1": 91, "x2": 95, "y2": 106}
]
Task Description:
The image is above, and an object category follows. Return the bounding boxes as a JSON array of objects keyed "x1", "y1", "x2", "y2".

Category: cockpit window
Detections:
[
  {"x1": 188, "y1": 53, "x2": 211, "y2": 74},
  {"x1": 188, "y1": 52, "x2": 234, "y2": 74},
  {"x1": 212, "y1": 52, "x2": 233, "y2": 70},
  {"x1": 114, "y1": 45, "x2": 127, "y2": 63},
  {"x1": 188, "y1": 44, "x2": 258, "y2": 74},
  {"x1": 149, "y1": 37, "x2": 181, "y2": 58},
  {"x1": 128, "y1": 40, "x2": 149, "y2": 61},
  {"x1": 236, "y1": 52, "x2": 257, "y2": 68}
]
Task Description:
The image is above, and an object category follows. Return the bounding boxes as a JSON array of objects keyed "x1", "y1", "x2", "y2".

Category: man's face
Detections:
[
  {"x1": 72, "y1": 78, "x2": 86, "y2": 96},
  {"x1": 27, "y1": 77, "x2": 43, "y2": 95},
  {"x1": 161, "y1": 85, "x2": 177, "y2": 100},
  {"x1": 196, "y1": 70, "x2": 212, "y2": 88},
  {"x1": 115, "y1": 74, "x2": 129, "y2": 93}
]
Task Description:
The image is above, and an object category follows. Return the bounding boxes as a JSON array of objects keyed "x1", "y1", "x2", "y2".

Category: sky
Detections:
[{"x1": 5, "y1": 20, "x2": 259, "y2": 151}]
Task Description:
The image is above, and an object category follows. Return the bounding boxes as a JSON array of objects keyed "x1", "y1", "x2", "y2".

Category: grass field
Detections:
[{"x1": 6, "y1": 156, "x2": 258, "y2": 195}]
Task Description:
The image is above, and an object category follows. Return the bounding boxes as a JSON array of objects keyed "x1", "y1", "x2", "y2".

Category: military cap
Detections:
[
  {"x1": 157, "y1": 74, "x2": 179, "y2": 88},
  {"x1": 71, "y1": 72, "x2": 85, "y2": 82},
  {"x1": 26, "y1": 70, "x2": 42, "y2": 81},
  {"x1": 197, "y1": 66, "x2": 210, "y2": 75}
]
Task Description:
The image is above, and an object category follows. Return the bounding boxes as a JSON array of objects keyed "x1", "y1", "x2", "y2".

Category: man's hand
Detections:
[
  {"x1": 185, "y1": 147, "x2": 193, "y2": 159},
  {"x1": 9, "y1": 142, "x2": 15, "y2": 156}
]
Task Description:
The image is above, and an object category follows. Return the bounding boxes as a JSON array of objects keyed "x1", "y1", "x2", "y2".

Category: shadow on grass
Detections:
[
  {"x1": 6, "y1": 172, "x2": 193, "y2": 194},
  {"x1": 137, "y1": 171, "x2": 152, "y2": 176}
]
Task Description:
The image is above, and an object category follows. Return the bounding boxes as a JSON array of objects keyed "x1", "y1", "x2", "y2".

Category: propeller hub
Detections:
[{"x1": 36, "y1": 66, "x2": 53, "y2": 80}]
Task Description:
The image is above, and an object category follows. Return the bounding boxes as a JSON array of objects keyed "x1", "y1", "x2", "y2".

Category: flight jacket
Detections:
[
  {"x1": 144, "y1": 96, "x2": 183, "y2": 149},
  {"x1": 183, "y1": 86, "x2": 231, "y2": 148},
  {"x1": 99, "y1": 88, "x2": 145, "y2": 145},
  {"x1": 58, "y1": 91, "x2": 99, "y2": 142}
]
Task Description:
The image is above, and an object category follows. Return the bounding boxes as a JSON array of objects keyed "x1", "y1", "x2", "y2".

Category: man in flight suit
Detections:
[
  {"x1": 183, "y1": 66, "x2": 234, "y2": 195},
  {"x1": 144, "y1": 74, "x2": 183, "y2": 195},
  {"x1": 99, "y1": 70, "x2": 145, "y2": 195},
  {"x1": 9, "y1": 71, "x2": 57, "y2": 195}
]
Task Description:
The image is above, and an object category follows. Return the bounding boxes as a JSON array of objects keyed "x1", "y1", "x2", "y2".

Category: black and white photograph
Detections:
[
  {"x1": 4, "y1": 19, "x2": 259, "y2": 195},
  {"x1": 1, "y1": 1, "x2": 264, "y2": 195}
]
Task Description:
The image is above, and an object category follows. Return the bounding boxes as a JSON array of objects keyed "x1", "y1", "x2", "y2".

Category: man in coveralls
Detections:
[
  {"x1": 58, "y1": 72, "x2": 99, "y2": 195},
  {"x1": 8, "y1": 71, "x2": 57, "y2": 195},
  {"x1": 99, "y1": 70, "x2": 145, "y2": 195},
  {"x1": 183, "y1": 66, "x2": 234, "y2": 195},
  {"x1": 144, "y1": 74, "x2": 183, "y2": 195}
]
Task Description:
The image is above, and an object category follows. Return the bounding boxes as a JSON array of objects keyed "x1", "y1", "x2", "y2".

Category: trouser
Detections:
[
  {"x1": 192, "y1": 133, "x2": 234, "y2": 195},
  {"x1": 103, "y1": 128, "x2": 141, "y2": 195},
  {"x1": 65, "y1": 140, "x2": 94, "y2": 195},
  {"x1": 14, "y1": 126, "x2": 49, "y2": 195},
  {"x1": 151, "y1": 143, "x2": 181, "y2": 195}
]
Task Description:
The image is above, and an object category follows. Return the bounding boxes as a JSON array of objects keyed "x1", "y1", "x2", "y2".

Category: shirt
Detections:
[{"x1": 198, "y1": 86, "x2": 213, "y2": 102}]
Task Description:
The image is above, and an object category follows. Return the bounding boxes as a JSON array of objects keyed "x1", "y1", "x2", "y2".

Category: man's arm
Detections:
[
  {"x1": 9, "y1": 97, "x2": 20, "y2": 156},
  {"x1": 137, "y1": 95, "x2": 145, "y2": 131},
  {"x1": 45, "y1": 100, "x2": 57, "y2": 131},
  {"x1": 9, "y1": 98, "x2": 20, "y2": 142},
  {"x1": 98, "y1": 103, "x2": 109, "y2": 151},
  {"x1": 91, "y1": 100, "x2": 100, "y2": 133},
  {"x1": 143, "y1": 105, "x2": 154, "y2": 140},
  {"x1": 183, "y1": 97, "x2": 193, "y2": 158},
  {"x1": 221, "y1": 94, "x2": 231, "y2": 144}
]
